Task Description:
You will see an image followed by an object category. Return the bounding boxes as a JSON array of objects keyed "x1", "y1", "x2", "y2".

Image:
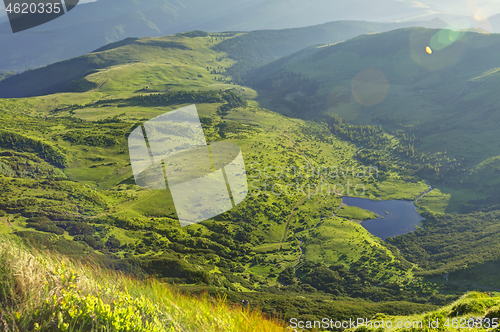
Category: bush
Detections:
[
  {"x1": 67, "y1": 222, "x2": 95, "y2": 235},
  {"x1": 182, "y1": 30, "x2": 209, "y2": 38},
  {"x1": 106, "y1": 235, "x2": 121, "y2": 249},
  {"x1": 62, "y1": 131, "x2": 120, "y2": 147},
  {"x1": 76, "y1": 235, "x2": 104, "y2": 250},
  {"x1": 450, "y1": 297, "x2": 500, "y2": 316},
  {"x1": 485, "y1": 306, "x2": 500, "y2": 319},
  {"x1": 278, "y1": 267, "x2": 296, "y2": 286},
  {"x1": 50, "y1": 238, "x2": 88, "y2": 256},
  {"x1": 0, "y1": 130, "x2": 67, "y2": 167},
  {"x1": 25, "y1": 216, "x2": 51, "y2": 224},
  {"x1": 16, "y1": 231, "x2": 54, "y2": 247},
  {"x1": 26, "y1": 223, "x2": 64, "y2": 235}
]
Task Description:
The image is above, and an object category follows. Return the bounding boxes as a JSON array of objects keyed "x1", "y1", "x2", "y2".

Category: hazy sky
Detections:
[
  {"x1": 414, "y1": 0, "x2": 500, "y2": 17},
  {"x1": 2, "y1": 0, "x2": 500, "y2": 23}
]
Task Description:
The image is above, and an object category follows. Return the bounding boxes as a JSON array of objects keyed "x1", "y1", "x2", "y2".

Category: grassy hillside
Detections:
[
  {"x1": 248, "y1": 28, "x2": 500, "y2": 160},
  {"x1": 8, "y1": 25, "x2": 500, "y2": 328},
  {"x1": 0, "y1": 20, "x2": 450, "y2": 98},
  {"x1": 0, "y1": 30, "x2": 449, "y2": 326},
  {"x1": 0, "y1": 31, "x2": 236, "y2": 98},
  {"x1": 350, "y1": 292, "x2": 500, "y2": 332},
  {"x1": 232, "y1": 27, "x2": 500, "y2": 299},
  {"x1": 248, "y1": 27, "x2": 500, "y2": 212},
  {"x1": 0, "y1": 236, "x2": 286, "y2": 331},
  {"x1": 213, "y1": 19, "x2": 447, "y2": 84},
  {"x1": 0, "y1": 0, "x2": 250, "y2": 72},
  {"x1": 0, "y1": 0, "x2": 445, "y2": 74}
]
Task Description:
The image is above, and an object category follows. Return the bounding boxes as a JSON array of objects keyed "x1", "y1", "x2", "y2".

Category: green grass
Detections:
[
  {"x1": 249, "y1": 28, "x2": 500, "y2": 212},
  {"x1": 0, "y1": 29, "x2": 477, "y2": 324},
  {"x1": 0, "y1": 87, "x2": 422, "y2": 290},
  {"x1": 349, "y1": 292, "x2": 500, "y2": 331},
  {"x1": 298, "y1": 217, "x2": 413, "y2": 282},
  {"x1": 0, "y1": 82, "x2": 426, "y2": 298},
  {"x1": 336, "y1": 206, "x2": 379, "y2": 220},
  {"x1": 0, "y1": 236, "x2": 287, "y2": 332},
  {"x1": 416, "y1": 188, "x2": 452, "y2": 214},
  {"x1": 0, "y1": 33, "x2": 247, "y2": 99}
]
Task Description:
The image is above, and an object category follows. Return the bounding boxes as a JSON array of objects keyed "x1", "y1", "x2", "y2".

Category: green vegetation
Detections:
[
  {"x1": 0, "y1": 236, "x2": 286, "y2": 331},
  {"x1": 351, "y1": 292, "x2": 500, "y2": 331},
  {"x1": 248, "y1": 28, "x2": 500, "y2": 193},
  {"x1": 387, "y1": 210, "x2": 500, "y2": 278},
  {"x1": 0, "y1": 72, "x2": 16, "y2": 81},
  {"x1": 242, "y1": 28, "x2": 500, "y2": 303},
  {"x1": 3, "y1": 26, "x2": 500, "y2": 329},
  {"x1": 0, "y1": 30, "x2": 443, "y2": 326},
  {"x1": 0, "y1": 32, "x2": 243, "y2": 98},
  {"x1": 0, "y1": 130, "x2": 68, "y2": 168},
  {"x1": 214, "y1": 21, "x2": 438, "y2": 85},
  {"x1": 336, "y1": 206, "x2": 379, "y2": 220}
]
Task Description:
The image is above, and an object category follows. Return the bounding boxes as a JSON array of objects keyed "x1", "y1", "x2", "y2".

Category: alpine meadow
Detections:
[{"x1": 2, "y1": 3, "x2": 500, "y2": 331}]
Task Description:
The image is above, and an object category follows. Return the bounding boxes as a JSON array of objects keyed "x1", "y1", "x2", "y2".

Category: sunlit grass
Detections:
[{"x1": 0, "y1": 236, "x2": 287, "y2": 331}]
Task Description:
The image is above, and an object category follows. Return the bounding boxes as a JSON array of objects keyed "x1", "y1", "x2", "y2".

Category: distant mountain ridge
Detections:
[
  {"x1": 0, "y1": 0, "x2": 248, "y2": 72},
  {"x1": 0, "y1": 19, "x2": 448, "y2": 98},
  {"x1": 214, "y1": 18, "x2": 448, "y2": 83},
  {"x1": 0, "y1": 0, "x2": 444, "y2": 73}
]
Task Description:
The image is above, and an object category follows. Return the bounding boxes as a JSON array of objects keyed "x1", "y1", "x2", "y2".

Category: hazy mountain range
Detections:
[{"x1": 1, "y1": 0, "x2": 499, "y2": 73}]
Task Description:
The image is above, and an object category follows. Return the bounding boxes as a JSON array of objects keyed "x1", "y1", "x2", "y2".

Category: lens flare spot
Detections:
[
  {"x1": 410, "y1": 29, "x2": 464, "y2": 71},
  {"x1": 466, "y1": 0, "x2": 493, "y2": 32},
  {"x1": 430, "y1": 29, "x2": 463, "y2": 51},
  {"x1": 474, "y1": 8, "x2": 488, "y2": 22}
]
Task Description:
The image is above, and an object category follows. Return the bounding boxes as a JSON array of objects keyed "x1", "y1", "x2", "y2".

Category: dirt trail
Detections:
[
  {"x1": 284, "y1": 133, "x2": 342, "y2": 194},
  {"x1": 279, "y1": 196, "x2": 308, "y2": 249},
  {"x1": 284, "y1": 133, "x2": 314, "y2": 170},
  {"x1": 333, "y1": 202, "x2": 346, "y2": 214},
  {"x1": 1, "y1": 217, "x2": 13, "y2": 230},
  {"x1": 414, "y1": 180, "x2": 433, "y2": 203},
  {"x1": 97, "y1": 78, "x2": 108, "y2": 90}
]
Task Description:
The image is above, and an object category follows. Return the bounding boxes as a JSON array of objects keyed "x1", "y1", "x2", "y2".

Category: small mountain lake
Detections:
[{"x1": 342, "y1": 196, "x2": 424, "y2": 240}]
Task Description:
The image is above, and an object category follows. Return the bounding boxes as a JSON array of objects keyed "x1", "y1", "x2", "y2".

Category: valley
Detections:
[{"x1": 2, "y1": 24, "x2": 500, "y2": 330}]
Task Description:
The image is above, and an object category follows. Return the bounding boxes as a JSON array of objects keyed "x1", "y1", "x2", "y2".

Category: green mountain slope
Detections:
[
  {"x1": 0, "y1": 236, "x2": 287, "y2": 331},
  {"x1": 0, "y1": 32, "x2": 232, "y2": 98},
  {"x1": 248, "y1": 27, "x2": 500, "y2": 209},
  {"x1": 214, "y1": 19, "x2": 448, "y2": 84},
  {"x1": 7, "y1": 25, "x2": 500, "y2": 328},
  {"x1": 0, "y1": 20, "x2": 449, "y2": 98},
  {"x1": 0, "y1": 8, "x2": 446, "y2": 75},
  {"x1": 236, "y1": 27, "x2": 500, "y2": 295},
  {"x1": 0, "y1": 32, "x2": 443, "y2": 324},
  {"x1": 349, "y1": 292, "x2": 500, "y2": 332},
  {"x1": 0, "y1": 0, "x2": 246, "y2": 72}
]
